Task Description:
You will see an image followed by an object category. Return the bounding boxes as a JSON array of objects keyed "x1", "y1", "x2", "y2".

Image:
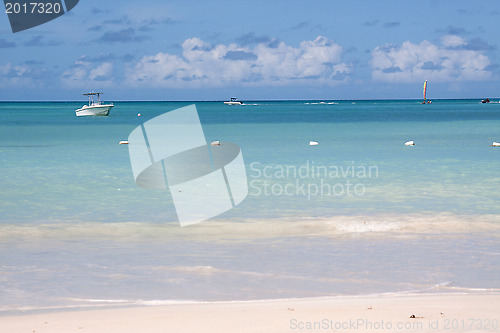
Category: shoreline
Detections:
[{"x1": 2, "y1": 293, "x2": 499, "y2": 332}]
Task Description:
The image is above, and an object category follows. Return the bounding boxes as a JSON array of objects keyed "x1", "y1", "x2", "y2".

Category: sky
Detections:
[{"x1": 0, "y1": 0, "x2": 499, "y2": 100}]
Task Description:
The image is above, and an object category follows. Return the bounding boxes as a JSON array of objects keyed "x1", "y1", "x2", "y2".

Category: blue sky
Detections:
[{"x1": 0, "y1": 0, "x2": 499, "y2": 100}]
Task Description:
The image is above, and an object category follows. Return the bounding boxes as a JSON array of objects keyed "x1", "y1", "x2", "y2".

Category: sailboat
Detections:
[{"x1": 422, "y1": 80, "x2": 432, "y2": 104}]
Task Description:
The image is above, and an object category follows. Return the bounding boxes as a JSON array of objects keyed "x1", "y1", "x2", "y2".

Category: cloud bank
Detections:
[
  {"x1": 61, "y1": 57, "x2": 114, "y2": 87},
  {"x1": 371, "y1": 35, "x2": 492, "y2": 82},
  {"x1": 2, "y1": 34, "x2": 494, "y2": 91},
  {"x1": 125, "y1": 36, "x2": 351, "y2": 87},
  {"x1": 0, "y1": 62, "x2": 47, "y2": 87}
]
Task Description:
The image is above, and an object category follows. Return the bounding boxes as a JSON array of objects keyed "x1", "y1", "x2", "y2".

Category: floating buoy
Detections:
[
  {"x1": 404, "y1": 140, "x2": 415, "y2": 146},
  {"x1": 491, "y1": 142, "x2": 500, "y2": 147},
  {"x1": 210, "y1": 140, "x2": 220, "y2": 146},
  {"x1": 309, "y1": 141, "x2": 319, "y2": 146},
  {"x1": 119, "y1": 140, "x2": 129, "y2": 145},
  {"x1": 137, "y1": 113, "x2": 141, "y2": 116}
]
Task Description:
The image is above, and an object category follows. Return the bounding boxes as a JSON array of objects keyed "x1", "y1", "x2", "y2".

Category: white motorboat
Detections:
[
  {"x1": 224, "y1": 97, "x2": 243, "y2": 105},
  {"x1": 75, "y1": 92, "x2": 114, "y2": 116}
]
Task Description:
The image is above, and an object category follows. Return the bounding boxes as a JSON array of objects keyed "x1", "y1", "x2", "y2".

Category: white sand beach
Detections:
[{"x1": 2, "y1": 294, "x2": 499, "y2": 333}]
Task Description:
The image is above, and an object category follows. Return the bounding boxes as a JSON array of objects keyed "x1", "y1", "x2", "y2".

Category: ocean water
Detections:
[{"x1": 0, "y1": 100, "x2": 499, "y2": 313}]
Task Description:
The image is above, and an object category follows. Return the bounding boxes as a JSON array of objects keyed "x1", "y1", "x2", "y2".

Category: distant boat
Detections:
[
  {"x1": 75, "y1": 92, "x2": 114, "y2": 116},
  {"x1": 224, "y1": 97, "x2": 243, "y2": 105},
  {"x1": 422, "y1": 80, "x2": 432, "y2": 104},
  {"x1": 481, "y1": 98, "x2": 490, "y2": 103}
]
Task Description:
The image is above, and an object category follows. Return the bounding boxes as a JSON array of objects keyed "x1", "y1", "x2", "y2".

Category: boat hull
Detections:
[
  {"x1": 224, "y1": 101, "x2": 243, "y2": 105},
  {"x1": 75, "y1": 104, "x2": 114, "y2": 116}
]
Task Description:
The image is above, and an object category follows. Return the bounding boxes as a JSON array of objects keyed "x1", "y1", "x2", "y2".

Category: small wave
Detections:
[
  {"x1": 150, "y1": 264, "x2": 358, "y2": 284},
  {"x1": 423, "y1": 281, "x2": 454, "y2": 292},
  {"x1": 169, "y1": 265, "x2": 225, "y2": 275},
  {"x1": 1, "y1": 213, "x2": 499, "y2": 243},
  {"x1": 443, "y1": 286, "x2": 500, "y2": 292},
  {"x1": 304, "y1": 101, "x2": 338, "y2": 105},
  {"x1": 85, "y1": 299, "x2": 130, "y2": 303},
  {"x1": 73, "y1": 298, "x2": 197, "y2": 306},
  {"x1": 406, "y1": 282, "x2": 500, "y2": 294},
  {"x1": 0, "y1": 298, "x2": 201, "y2": 313},
  {"x1": 155, "y1": 265, "x2": 276, "y2": 278}
]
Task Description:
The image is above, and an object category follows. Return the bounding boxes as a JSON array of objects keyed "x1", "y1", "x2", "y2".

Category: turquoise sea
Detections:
[{"x1": 0, "y1": 100, "x2": 499, "y2": 313}]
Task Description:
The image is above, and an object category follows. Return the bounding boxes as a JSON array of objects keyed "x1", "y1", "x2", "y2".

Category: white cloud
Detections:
[
  {"x1": 0, "y1": 62, "x2": 46, "y2": 87},
  {"x1": 371, "y1": 36, "x2": 492, "y2": 83},
  {"x1": 441, "y1": 35, "x2": 466, "y2": 48},
  {"x1": 61, "y1": 58, "x2": 114, "y2": 87},
  {"x1": 125, "y1": 36, "x2": 351, "y2": 87}
]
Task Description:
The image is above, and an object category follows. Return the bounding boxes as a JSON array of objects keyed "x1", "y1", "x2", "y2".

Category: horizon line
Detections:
[{"x1": 0, "y1": 97, "x2": 497, "y2": 103}]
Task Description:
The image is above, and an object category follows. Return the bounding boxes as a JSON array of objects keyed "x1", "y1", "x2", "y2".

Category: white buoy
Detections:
[
  {"x1": 210, "y1": 140, "x2": 221, "y2": 146},
  {"x1": 119, "y1": 140, "x2": 129, "y2": 145},
  {"x1": 137, "y1": 113, "x2": 141, "y2": 116},
  {"x1": 491, "y1": 142, "x2": 500, "y2": 147},
  {"x1": 404, "y1": 140, "x2": 415, "y2": 146},
  {"x1": 309, "y1": 141, "x2": 319, "y2": 146}
]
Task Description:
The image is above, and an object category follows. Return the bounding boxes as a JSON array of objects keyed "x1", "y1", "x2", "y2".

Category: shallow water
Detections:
[{"x1": 0, "y1": 100, "x2": 499, "y2": 312}]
